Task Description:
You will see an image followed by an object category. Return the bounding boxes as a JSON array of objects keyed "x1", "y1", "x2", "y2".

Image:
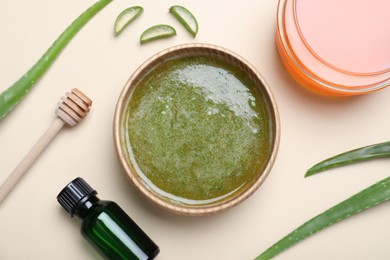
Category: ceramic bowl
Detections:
[{"x1": 114, "y1": 43, "x2": 280, "y2": 216}]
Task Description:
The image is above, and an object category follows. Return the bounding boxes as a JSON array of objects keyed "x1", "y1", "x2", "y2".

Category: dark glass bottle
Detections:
[{"x1": 57, "y1": 177, "x2": 160, "y2": 260}]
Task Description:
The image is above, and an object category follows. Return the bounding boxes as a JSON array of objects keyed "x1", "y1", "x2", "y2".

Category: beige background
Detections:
[{"x1": 1, "y1": 0, "x2": 390, "y2": 259}]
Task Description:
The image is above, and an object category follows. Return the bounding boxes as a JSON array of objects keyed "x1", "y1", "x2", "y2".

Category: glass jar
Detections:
[{"x1": 276, "y1": 0, "x2": 390, "y2": 96}]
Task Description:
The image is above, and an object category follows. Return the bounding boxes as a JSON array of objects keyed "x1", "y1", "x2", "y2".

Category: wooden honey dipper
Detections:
[{"x1": 0, "y1": 88, "x2": 92, "y2": 204}]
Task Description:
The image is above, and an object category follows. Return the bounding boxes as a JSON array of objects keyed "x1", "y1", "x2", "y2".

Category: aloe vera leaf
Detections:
[
  {"x1": 306, "y1": 141, "x2": 390, "y2": 177},
  {"x1": 0, "y1": 0, "x2": 112, "y2": 121},
  {"x1": 255, "y1": 176, "x2": 390, "y2": 260},
  {"x1": 140, "y1": 24, "x2": 176, "y2": 44},
  {"x1": 169, "y1": 5, "x2": 198, "y2": 37},
  {"x1": 114, "y1": 6, "x2": 143, "y2": 36}
]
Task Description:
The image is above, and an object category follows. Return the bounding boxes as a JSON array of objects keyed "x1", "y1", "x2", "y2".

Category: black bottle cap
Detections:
[{"x1": 57, "y1": 177, "x2": 97, "y2": 217}]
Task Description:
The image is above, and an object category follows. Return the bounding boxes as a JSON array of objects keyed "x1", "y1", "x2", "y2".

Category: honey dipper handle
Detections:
[{"x1": 0, "y1": 118, "x2": 65, "y2": 204}]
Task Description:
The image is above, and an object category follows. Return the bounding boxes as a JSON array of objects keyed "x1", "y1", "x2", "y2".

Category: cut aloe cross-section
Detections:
[
  {"x1": 169, "y1": 5, "x2": 198, "y2": 37},
  {"x1": 140, "y1": 24, "x2": 176, "y2": 44},
  {"x1": 114, "y1": 6, "x2": 143, "y2": 36}
]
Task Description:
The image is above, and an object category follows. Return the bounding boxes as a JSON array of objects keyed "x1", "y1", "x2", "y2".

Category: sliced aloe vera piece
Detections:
[
  {"x1": 140, "y1": 24, "x2": 176, "y2": 44},
  {"x1": 169, "y1": 5, "x2": 198, "y2": 37},
  {"x1": 114, "y1": 6, "x2": 143, "y2": 36},
  {"x1": 256, "y1": 176, "x2": 390, "y2": 259}
]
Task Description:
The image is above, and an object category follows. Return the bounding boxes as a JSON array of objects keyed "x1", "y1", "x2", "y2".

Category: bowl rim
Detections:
[{"x1": 113, "y1": 43, "x2": 280, "y2": 216}]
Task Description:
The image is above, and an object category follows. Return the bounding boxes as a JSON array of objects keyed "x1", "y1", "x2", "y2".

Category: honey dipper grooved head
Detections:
[{"x1": 56, "y1": 88, "x2": 92, "y2": 126}]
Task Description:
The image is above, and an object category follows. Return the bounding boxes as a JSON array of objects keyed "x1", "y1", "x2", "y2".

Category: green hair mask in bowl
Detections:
[{"x1": 114, "y1": 44, "x2": 280, "y2": 216}]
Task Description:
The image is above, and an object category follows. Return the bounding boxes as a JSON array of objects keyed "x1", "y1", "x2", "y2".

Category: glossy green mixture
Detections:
[{"x1": 124, "y1": 55, "x2": 272, "y2": 204}]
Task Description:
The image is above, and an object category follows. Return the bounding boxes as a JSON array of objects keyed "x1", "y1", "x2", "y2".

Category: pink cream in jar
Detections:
[{"x1": 277, "y1": 0, "x2": 390, "y2": 96}]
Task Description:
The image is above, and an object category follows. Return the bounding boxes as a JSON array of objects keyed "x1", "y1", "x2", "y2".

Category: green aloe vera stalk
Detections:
[
  {"x1": 306, "y1": 141, "x2": 390, "y2": 177},
  {"x1": 169, "y1": 5, "x2": 198, "y2": 37},
  {"x1": 140, "y1": 24, "x2": 176, "y2": 44},
  {"x1": 114, "y1": 6, "x2": 143, "y2": 36},
  {"x1": 0, "y1": 0, "x2": 112, "y2": 121},
  {"x1": 256, "y1": 176, "x2": 390, "y2": 260}
]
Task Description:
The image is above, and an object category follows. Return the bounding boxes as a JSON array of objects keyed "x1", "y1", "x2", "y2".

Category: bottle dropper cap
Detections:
[{"x1": 57, "y1": 177, "x2": 97, "y2": 217}]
